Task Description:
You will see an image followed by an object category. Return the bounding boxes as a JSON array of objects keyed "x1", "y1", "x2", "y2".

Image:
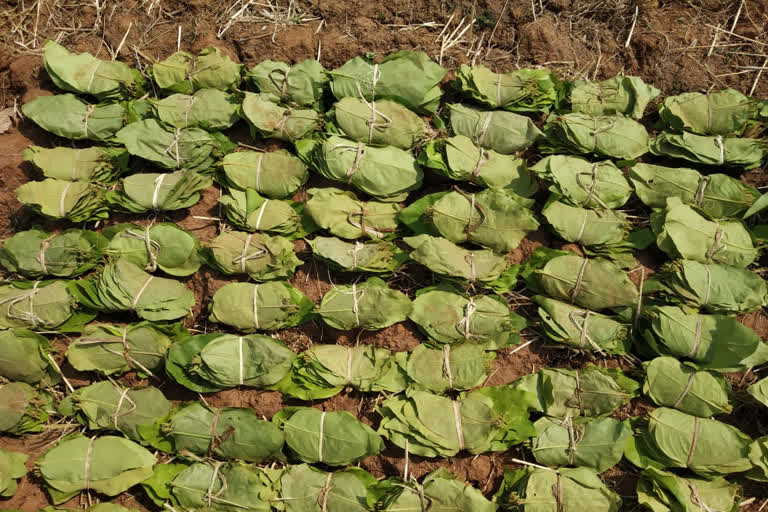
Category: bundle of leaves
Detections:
[
  {"x1": 70, "y1": 259, "x2": 195, "y2": 321},
  {"x1": 397, "y1": 342, "x2": 491, "y2": 394},
  {"x1": 151, "y1": 89, "x2": 240, "y2": 130},
  {"x1": 330, "y1": 51, "x2": 447, "y2": 114},
  {"x1": 404, "y1": 235, "x2": 511, "y2": 288},
  {"x1": 409, "y1": 286, "x2": 525, "y2": 348},
  {"x1": 304, "y1": 187, "x2": 402, "y2": 240},
  {"x1": 636, "y1": 467, "x2": 741, "y2": 512},
  {"x1": 151, "y1": 47, "x2": 242, "y2": 93},
  {"x1": 659, "y1": 89, "x2": 750, "y2": 135},
  {"x1": 317, "y1": 277, "x2": 411, "y2": 330},
  {"x1": 513, "y1": 366, "x2": 639, "y2": 418},
  {"x1": 0, "y1": 328, "x2": 59, "y2": 386},
  {"x1": 540, "y1": 113, "x2": 649, "y2": 159},
  {"x1": 147, "y1": 402, "x2": 284, "y2": 463},
  {"x1": 278, "y1": 464, "x2": 375, "y2": 512},
  {"x1": 220, "y1": 149, "x2": 308, "y2": 199},
  {"x1": 530, "y1": 417, "x2": 632, "y2": 473},
  {"x1": 629, "y1": 162, "x2": 760, "y2": 218},
  {"x1": 208, "y1": 281, "x2": 313, "y2": 332},
  {"x1": 0, "y1": 280, "x2": 92, "y2": 331},
  {"x1": 0, "y1": 229, "x2": 107, "y2": 278},
  {"x1": 534, "y1": 296, "x2": 629, "y2": 355},
  {"x1": 0, "y1": 447, "x2": 27, "y2": 498},
  {"x1": 534, "y1": 254, "x2": 639, "y2": 311},
  {"x1": 652, "y1": 260, "x2": 768, "y2": 314},
  {"x1": 43, "y1": 40, "x2": 145, "y2": 99},
  {"x1": 115, "y1": 119, "x2": 230, "y2": 172},
  {"x1": 218, "y1": 188, "x2": 304, "y2": 236},
  {"x1": 165, "y1": 332, "x2": 296, "y2": 392},
  {"x1": 142, "y1": 461, "x2": 275, "y2": 512},
  {"x1": 16, "y1": 179, "x2": 108, "y2": 222},
  {"x1": 37, "y1": 433, "x2": 156, "y2": 504},
  {"x1": 67, "y1": 322, "x2": 177, "y2": 376},
  {"x1": 0, "y1": 381, "x2": 53, "y2": 434},
  {"x1": 642, "y1": 357, "x2": 732, "y2": 417},
  {"x1": 493, "y1": 467, "x2": 622, "y2": 511},
  {"x1": 273, "y1": 344, "x2": 405, "y2": 400},
  {"x1": 104, "y1": 223, "x2": 201, "y2": 276},
  {"x1": 309, "y1": 237, "x2": 406, "y2": 273},
  {"x1": 650, "y1": 131, "x2": 765, "y2": 168},
  {"x1": 626, "y1": 408, "x2": 753, "y2": 477},
  {"x1": 330, "y1": 97, "x2": 425, "y2": 149},
  {"x1": 241, "y1": 92, "x2": 321, "y2": 141},
  {"x1": 456, "y1": 65, "x2": 563, "y2": 112},
  {"x1": 377, "y1": 387, "x2": 537, "y2": 457},
  {"x1": 247, "y1": 59, "x2": 328, "y2": 108},
  {"x1": 568, "y1": 75, "x2": 660, "y2": 119},
  {"x1": 372, "y1": 468, "x2": 498, "y2": 511},
  {"x1": 204, "y1": 230, "x2": 301, "y2": 281},
  {"x1": 402, "y1": 188, "x2": 539, "y2": 253},
  {"x1": 22, "y1": 94, "x2": 126, "y2": 140},
  {"x1": 274, "y1": 407, "x2": 383, "y2": 465},
  {"x1": 106, "y1": 170, "x2": 212, "y2": 213},
  {"x1": 651, "y1": 197, "x2": 757, "y2": 267},
  {"x1": 540, "y1": 199, "x2": 633, "y2": 257},
  {"x1": 449, "y1": 103, "x2": 543, "y2": 154},
  {"x1": 296, "y1": 136, "x2": 424, "y2": 202},
  {"x1": 640, "y1": 306, "x2": 766, "y2": 372},
  {"x1": 418, "y1": 135, "x2": 537, "y2": 195},
  {"x1": 22, "y1": 145, "x2": 129, "y2": 183},
  {"x1": 60, "y1": 381, "x2": 171, "y2": 442},
  {"x1": 531, "y1": 155, "x2": 633, "y2": 209}
]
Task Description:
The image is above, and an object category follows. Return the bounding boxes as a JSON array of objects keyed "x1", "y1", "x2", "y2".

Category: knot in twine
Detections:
[
  {"x1": 151, "y1": 173, "x2": 167, "y2": 210},
  {"x1": 576, "y1": 164, "x2": 609, "y2": 210},
  {"x1": 232, "y1": 234, "x2": 267, "y2": 273},
  {"x1": 163, "y1": 129, "x2": 182, "y2": 168},
  {"x1": 456, "y1": 297, "x2": 478, "y2": 339},
  {"x1": 121, "y1": 226, "x2": 160, "y2": 272},
  {"x1": 83, "y1": 104, "x2": 96, "y2": 138}
]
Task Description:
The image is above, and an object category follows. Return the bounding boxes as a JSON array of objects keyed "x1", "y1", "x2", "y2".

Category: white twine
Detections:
[
  {"x1": 254, "y1": 200, "x2": 269, "y2": 231},
  {"x1": 456, "y1": 297, "x2": 477, "y2": 338},
  {"x1": 113, "y1": 386, "x2": 136, "y2": 429},
  {"x1": 59, "y1": 181, "x2": 73, "y2": 218},
  {"x1": 575, "y1": 209, "x2": 589, "y2": 243},
  {"x1": 239, "y1": 234, "x2": 252, "y2": 273},
  {"x1": 714, "y1": 135, "x2": 725, "y2": 166},
  {"x1": 238, "y1": 336, "x2": 244, "y2": 385},
  {"x1": 452, "y1": 400, "x2": 465, "y2": 451},
  {"x1": 204, "y1": 462, "x2": 224, "y2": 508},
  {"x1": 151, "y1": 174, "x2": 166, "y2": 210},
  {"x1": 349, "y1": 283, "x2": 361, "y2": 327},
  {"x1": 252, "y1": 284, "x2": 260, "y2": 330},
  {"x1": 688, "y1": 315, "x2": 703, "y2": 359},
  {"x1": 476, "y1": 111, "x2": 493, "y2": 146},
  {"x1": 71, "y1": 148, "x2": 82, "y2": 181},
  {"x1": 82, "y1": 436, "x2": 96, "y2": 491},
  {"x1": 37, "y1": 236, "x2": 53, "y2": 275},
  {"x1": 466, "y1": 252, "x2": 476, "y2": 282},
  {"x1": 704, "y1": 264, "x2": 712, "y2": 305},
  {"x1": 86, "y1": 61, "x2": 102, "y2": 93},
  {"x1": 318, "y1": 411, "x2": 327, "y2": 462},
  {"x1": 443, "y1": 345, "x2": 454, "y2": 389},
  {"x1": 346, "y1": 346, "x2": 354, "y2": 384},
  {"x1": 131, "y1": 275, "x2": 154, "y2": 310},
  {"x1": 83, "y1": 104, "x2": 95, "y2": 138},
  {"x1": 347, "y1": 242, "x2": 365, "y2": 269},
  {"x1": 495, "y1": 73, "x2": 503, "y2": 107},
  {"x1": 255, "y1": 153, "x2": 265, "y2": 191}
]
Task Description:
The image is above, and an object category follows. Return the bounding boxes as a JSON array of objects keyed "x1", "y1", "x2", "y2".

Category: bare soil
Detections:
[{"x1": 1, "y1": 0, "x2": 768, "y2": 510}]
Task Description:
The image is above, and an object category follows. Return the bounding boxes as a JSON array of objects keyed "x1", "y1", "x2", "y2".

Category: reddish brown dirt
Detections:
[{"x1": 2, "y1": 0, "x2": 768, "y2": 510}]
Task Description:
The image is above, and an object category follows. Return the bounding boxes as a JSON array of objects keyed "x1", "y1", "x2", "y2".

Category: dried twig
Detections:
[{"x1": 624, "y1": 5, "x2": 638, "y2": 48}]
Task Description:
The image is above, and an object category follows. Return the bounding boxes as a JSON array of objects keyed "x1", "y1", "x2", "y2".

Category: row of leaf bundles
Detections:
[
  {"x1": 205, "y1": 278, "x2": 524, "y2": 346},
  {"x1": 166, "y1": 331, "x2": 499, "y2": 397},
  {"x1": 143, "y1": 462, "x2": 495, "y2": 512},
  {"x1": 14, "y1": 169, "x2": 212, "y2": 223}
]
